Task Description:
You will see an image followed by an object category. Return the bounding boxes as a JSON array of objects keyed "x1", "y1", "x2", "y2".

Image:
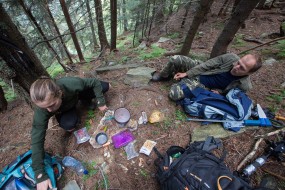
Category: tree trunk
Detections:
[
  {"x1": 59, "y1": 0, "x2": 85, "y2": 62},
  {"x1": 168, "y1": 0, "x2": 176, "y2": 16},
  {"x1": 0, "y1": 3, "x2": 49, "y2": 106},
  {"x1": 110, "y1": 0, "x2": 117, "y2": 51},
  {"x1": 86, "y1": 0, "x2": 98, "y2": 51},
  {"x1": 210, "y1": 0, "x2": 260, "y2": 58},
  {"x1": 256, "y1": 0, "x2": 267, "y2": 9},
  {"x1": 179, "y1": 0, "x2": 214, "y2": 56},
  {"x1": 218, "y1": 0, "x2": 231, "y2": 16},
  {"x1": 122, "y1": 0, "x2": 128, "y2": 31},
  {"x1": 94, "y1": 0, "x2": 110, "y2": 50},
  {"x1": 231, "y1": 0, "x2": 245, "y2": 28},
  {"x1": 154, "y1": 1, "x2": 165, "y2": 24},
  {"x1": 181, "y1": 1, "x2": 191, "y2": 28},
  {"x1": 0, "y1": 85, "x2": 7, "y2": 112},
  {"x1": 19, "y1": 0, "x2": 68, "y2": 71},
  {"x1": 46, "y1": 1, "x2": 74, "y2": 64}
]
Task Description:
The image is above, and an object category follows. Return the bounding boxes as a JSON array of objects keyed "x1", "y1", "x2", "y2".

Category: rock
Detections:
[
  {"x1": 138, "y1": 41, "x2": 147, "y2": 49},
  {"x1": 260, "y1": 33, "x2": 268, "y2": 39},
  {"x1": 157, "y1": 37, "x2": 171, "y2": 43},
  {"x1": 124, "y1": 67, "x2": 156, "y2": 87},
  {"x1": 191, "y1": 123, "x2": 258, "y2": 141},
  {"x1": 281, "y1": 81, "x2": 285, "y2": 88},
  {"x1": 264, "y1": 57, "x2": 277, "y2": 66}
]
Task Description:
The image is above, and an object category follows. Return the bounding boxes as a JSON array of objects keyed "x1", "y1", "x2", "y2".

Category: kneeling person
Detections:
[{"x1": 30, "y1": 76, "x2": 109, "y2": 190}]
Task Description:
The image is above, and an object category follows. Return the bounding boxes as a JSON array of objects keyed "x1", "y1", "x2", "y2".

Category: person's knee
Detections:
[
  {"x1": 169, "y1": 84, "x2": 185, "y2": 101},
  {"x1": 59, "y1": 119, "x2": 78, "y2": 131}
]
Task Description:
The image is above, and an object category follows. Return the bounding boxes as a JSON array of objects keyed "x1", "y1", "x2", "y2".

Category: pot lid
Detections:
[{"x1": 114, "y1": 108, "x2": 130, "y2": 123}]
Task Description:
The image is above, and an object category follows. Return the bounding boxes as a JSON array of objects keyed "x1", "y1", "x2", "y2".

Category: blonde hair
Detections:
[{"x1": 30, "y1": 76, "x2": 61, "y2": 103}]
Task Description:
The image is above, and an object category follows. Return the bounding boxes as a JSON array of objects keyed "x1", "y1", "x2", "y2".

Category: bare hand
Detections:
[
  {"x1": 36, "y1": 179, "x2": 52, "y2": 190},
  {"x1": 98, "y1": 105, "x2": 108, "y2": 111},
  {"x1": 174, "y1": 72, "x2": 187, "y2": 80},
  {"x1": 211, "y1": 90, "x2": 220, "y2": 94}
]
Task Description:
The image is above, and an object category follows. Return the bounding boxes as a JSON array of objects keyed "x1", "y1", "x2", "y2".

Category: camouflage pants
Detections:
[
  {"x1": 162, "y1": 55, "x2": 204, "y2": 101},
  {"x1": 160, "y1": 55, "x2": 200, "y2": 77}
]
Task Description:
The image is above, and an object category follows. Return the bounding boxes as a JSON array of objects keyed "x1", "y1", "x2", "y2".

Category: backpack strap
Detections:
[{"x1": 202, "y1": 136, "x2": 222, "y2": 152}]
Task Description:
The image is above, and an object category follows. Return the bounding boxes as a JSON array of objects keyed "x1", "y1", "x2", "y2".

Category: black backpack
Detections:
[{"x1": 154, "y1": 136, "x2": 257, "y2": 190}]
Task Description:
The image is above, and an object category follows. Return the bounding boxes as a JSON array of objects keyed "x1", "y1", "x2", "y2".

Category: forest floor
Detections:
[{"x1": 1, "y1": 1, "x2": 285, "y2": 189}]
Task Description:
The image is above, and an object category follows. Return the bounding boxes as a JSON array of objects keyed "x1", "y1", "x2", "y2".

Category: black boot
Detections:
[{"x1": 151, "y1": 71, "x2": 171, "y2": 82}]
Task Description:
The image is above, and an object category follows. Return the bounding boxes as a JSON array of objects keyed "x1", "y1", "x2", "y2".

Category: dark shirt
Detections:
[{"x1": 199, "y1": 71, "x2": 243, "y2": 90}]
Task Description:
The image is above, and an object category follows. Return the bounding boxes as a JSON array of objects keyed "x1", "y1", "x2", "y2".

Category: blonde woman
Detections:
[{"x1": 29, "y1": 76, "x2": 109, "y2": 190}]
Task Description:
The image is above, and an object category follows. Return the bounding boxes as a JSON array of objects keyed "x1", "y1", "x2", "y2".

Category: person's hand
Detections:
[
  {"x1": 211, "y1": 89, "x2": 220, "y2": 94},
  {"x1": 98, "y1": 105, "x2": 108, "y2": 111},
  {"x1": 36, "y1": 179, "x2": 52, "y2": 190},
  {"x1": 174, "y1": 72, "x2": 187, "y2": 80}
]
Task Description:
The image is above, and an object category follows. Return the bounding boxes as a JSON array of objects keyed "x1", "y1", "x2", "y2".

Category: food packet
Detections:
[
  {"x1": 149, "y1": 110, "x2": 165, "y2": 123},
  {"x1": 124, "y1": 141, "x2": 139, "y2": 160},
  {"x1": 139, "y1": 140, "x2": 157, "y2": 156},
  {"x1": 74, "y1": 127, "x2": 90, "y2": 144}
]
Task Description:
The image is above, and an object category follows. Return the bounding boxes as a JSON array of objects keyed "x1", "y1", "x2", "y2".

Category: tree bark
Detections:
[
  {"x1": 94, "y1": 0, "x2": 110, "y2": 50},
  {"x1": 181, "y1": 1, "x2": 191, "y2": 28},
  {"x1": 0, "y1": 3, "x2": 49, "y2": 105},
  {"x1": 218, "y1": 0, "x2": 231, "y2": 16},
  {"x1": 0, "y1": 85, "x2": 7, "y2": 112},
  {"x1": 59, "y1": 0, "x2": 85, "y2": 62},
  {"x1": 210, "y1": 0, "x2": 260, "y2": 58},
  {"x1": 86, "y1": 0, "x2": 98, "y2": 51},
  {"x1": 18, "y1": 0, "x2": 68, "y2": 71},
  {"x1": 110, "y1": 0, "x2": 117, "y2": 51},
  {"x1": 122, "y1": 0, "x2": 128, "y2": 31},
  {"x1": 46, "y1": 1, "x2": 74, "y2": 64},
  {"x1": 179, "y1": 0, "x2": 214, "y2": 56}
]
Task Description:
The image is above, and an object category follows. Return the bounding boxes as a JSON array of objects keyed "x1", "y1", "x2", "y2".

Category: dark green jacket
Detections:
[
  {"x1": 31, "y1": 77, "x2": 105, "y2": 183},
  {"x1": 186, "y1": 53, "x2": 252, "y2": 93}
]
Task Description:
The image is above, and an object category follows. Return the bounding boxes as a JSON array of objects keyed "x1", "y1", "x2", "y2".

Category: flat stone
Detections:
[
  {"x1": 281, "y1": 81, "x2": 285, "y2": 88},
  {"x1": 138, "y1": 41, "x2": 147, "y2": 49},
  {"x1": 264, "y1": 57, "x2": 277, "y2": 66},
  {"x1": 191, "y1": 123, "x2": 258, "y2": 141},
  {"x1": 124, "y1": 67, "x2": 156, "y2": 87},
  {"x1": 157, "y1": 37, "x2": 171, "y2": 43}
]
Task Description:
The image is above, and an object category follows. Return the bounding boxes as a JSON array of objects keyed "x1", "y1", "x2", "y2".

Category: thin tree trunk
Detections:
[
  {"x1": 179, "y1": 0, "x2": 214, "y2": 56},
  {"x1": 110, "y1": 0, "x2": 117, "y2": 51},
  {"x1": 256, "y1": 0, "x2": 267, "y2": 9},
  {"x1": 231, "y1": 0, "x2": 245, "y2": 28},
  {"x1": 210, "y1": 0, "x2": 260, "y2": 58},
  {"x1": 46, "y1": 1, "x2": 74, "y2": 64},
  {"x1": 0, "y1": 3, "x2": 49, "y2": 105},
  {"x1": 19, "y1": 0, "x2": 68, "y2": 71},
  {"x1": 86, "y1": 0, "x2": 98, "y2": 51},
  {"x1": 168, "y1": 0, "x2": 176, "y2": 16},
  {"x1": 122, "y1": 0, "x2": 128, "y2": 31},
  {"x1": 181, "y1": 1, "x2": 191, "y2": 28},
  {"x1": 154, "y1": 0, "x2": 165, "y2": 24},
  {"x1": 59, "y1": 0, "x2": 85, "y2": 62},
  {"x1": 0, "y1": 85, "x2": 7, "y2": 112},
  {"x1": 94, "y1": 0, "x2": 110, "y2": 50},
  {"x1": 218, "y1": 0, "x2": 230, "y2": 16}
]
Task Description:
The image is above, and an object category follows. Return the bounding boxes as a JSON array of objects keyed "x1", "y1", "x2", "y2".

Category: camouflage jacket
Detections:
[{"x1": 186, "y1": 53, "x2": 252, "y2": 93}]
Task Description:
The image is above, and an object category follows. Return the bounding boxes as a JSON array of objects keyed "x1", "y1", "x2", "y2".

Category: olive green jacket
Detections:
[
  {"x1": 186, "y1": 53, "x2": 252, "y2": 93},
  {"x1": 31, "y1": 77, "x2": 105, "y2": 183}
]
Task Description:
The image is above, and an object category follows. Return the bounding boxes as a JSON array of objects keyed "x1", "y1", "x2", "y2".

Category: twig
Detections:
[
  {"x1": 47, "y1": 123, "x2": 59, "y2": 130},
  {"x1": 237, "y1": 138, "x2": 264, "y2": 171},
  {"x1": 32, "y1": 26, "x2": 89, "y2": 49},
  {"x1": 243, "y1": 37, "x2": 264, "y2": 44},
  {"x1": 262, "y1": 168, "x2": 285, "y2": 181},
  {"x1": 95, "y1": 165, "x2": 108, "y2": 190},
  {"x1": 254, "y1": 128, "x2": 285, "y2": 139},
  {"x1": 238, "y1": 36, "x2": 285, "y2": 55}
]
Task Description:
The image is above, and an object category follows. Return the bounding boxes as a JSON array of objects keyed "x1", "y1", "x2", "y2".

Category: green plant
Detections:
[
  {"x1": 167, "y1": 32, "x2": 179, "y2": 39},
  {"x1": 138, "y1": 44, "x2": 166, "y2": 60},
  {"x1": 82, "y1": 161, "x2": 98, "y2": 181},
  {"x1": 47, "y1": 63, "x2": 65, "y2": 78},
  {"x1": 0, "y1": 80, "x2": 17, "y2": 101},
  {"x1": 231, "y1": 34, "x2": 246, "y2": 48},
  {"x1": 139, "y1": 169, "x2": 148, "y2": 177},
  {"x1": 266, "y1": 90, "x2": 285, "y2": 113},
  {"x1": 275, "y1": 40, "x2": 285, "y2": 59},
  {"x1": 85, "y1": 110, "x2": 95, "y2": 130},
  {"x1": 175, "y1": 109, "x2": 187, "y2": 121}
]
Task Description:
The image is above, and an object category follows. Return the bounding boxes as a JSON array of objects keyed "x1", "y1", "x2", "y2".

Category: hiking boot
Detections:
[{"x1": 151, "y1": 71, "x2": 171, "y2": 82}]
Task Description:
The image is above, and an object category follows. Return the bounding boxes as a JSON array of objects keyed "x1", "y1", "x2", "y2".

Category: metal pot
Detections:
[
  {"x1": 95, "y1": 132, "x2": 108, "y2": 145},
  {"x1": 114, "y1": 107, "x2": 131, "y2": 126}
]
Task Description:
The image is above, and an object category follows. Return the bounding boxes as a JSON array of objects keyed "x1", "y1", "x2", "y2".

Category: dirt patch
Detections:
[{"x1": 1, "y1": 1, "x2": 285, "y2": 189}]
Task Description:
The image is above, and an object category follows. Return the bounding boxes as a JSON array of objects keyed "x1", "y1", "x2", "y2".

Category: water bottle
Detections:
[
  {"x1": 62, "y1": 156, "x2": 88, "y2": 175},
  {"x1": 242, "y1": 155, "x2": 268, "y2": 177}
]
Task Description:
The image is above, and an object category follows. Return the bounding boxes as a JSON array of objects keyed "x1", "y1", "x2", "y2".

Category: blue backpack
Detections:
[
  {"x1": 0, "y1": 150, "x2": 64, "y2": 190},
  {"x1": 178, "y1": 86, "x2": 253, "y2": 131}
]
